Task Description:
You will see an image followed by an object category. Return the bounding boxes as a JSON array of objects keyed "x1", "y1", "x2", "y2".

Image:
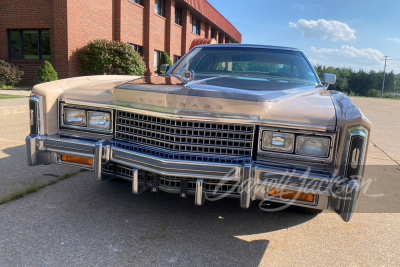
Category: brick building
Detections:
[{"x1": 0, "y1": 0, "x2": 242, "y2": 85}]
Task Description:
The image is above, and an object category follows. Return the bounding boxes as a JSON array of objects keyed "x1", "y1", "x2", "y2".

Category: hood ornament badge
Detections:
[{"x1": 181, "y1": 69, "x2": 195, "y2": 83}]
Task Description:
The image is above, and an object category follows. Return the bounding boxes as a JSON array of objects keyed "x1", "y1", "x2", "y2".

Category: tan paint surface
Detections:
[
  {"x1": 32, "y1": 75, "x2": 139, "y2": 135},
  {"x1": 113, "y1": 87, "x2": 337, "y2": 128}
]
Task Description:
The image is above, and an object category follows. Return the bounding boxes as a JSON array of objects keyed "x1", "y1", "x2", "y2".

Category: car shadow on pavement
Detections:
[
  {"x1": 0, "y1": 146, "x2": 321, "y2": 266},
  {"x1": 0, "y1": 145, "x2": 78, "y2": 200}
]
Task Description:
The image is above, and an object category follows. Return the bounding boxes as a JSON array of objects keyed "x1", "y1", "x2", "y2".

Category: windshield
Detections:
[{"x1": 170, "y1": 46, "x2": 320, "y2": 88}]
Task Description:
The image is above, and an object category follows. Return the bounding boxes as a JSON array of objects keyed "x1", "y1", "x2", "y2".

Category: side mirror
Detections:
[
  {"x1": 323, "y1": 73, "x2": 336, "y2": 86},
  {"x1": 159, "y1": 64, "x2": 170, "y2": 75}
]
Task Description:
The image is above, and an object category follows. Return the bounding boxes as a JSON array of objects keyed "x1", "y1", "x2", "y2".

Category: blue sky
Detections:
[{"x1": 208, "y1": 0, "x2": 400, "y2": 74}]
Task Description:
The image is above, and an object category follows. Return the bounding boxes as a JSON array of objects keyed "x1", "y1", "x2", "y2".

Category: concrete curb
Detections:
[{"x1": 0, "y1": 90, "x2": 31, "y2": 97}]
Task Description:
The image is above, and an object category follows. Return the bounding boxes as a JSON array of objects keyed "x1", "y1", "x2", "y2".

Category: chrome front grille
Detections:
[{"x1": 115, "y1": 111, "x2": 254, "y2": 161}]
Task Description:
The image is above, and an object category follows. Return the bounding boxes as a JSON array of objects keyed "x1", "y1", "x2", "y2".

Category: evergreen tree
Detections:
[{"x1": 36, "y1": 61, "x2": 58, "y2": 84}]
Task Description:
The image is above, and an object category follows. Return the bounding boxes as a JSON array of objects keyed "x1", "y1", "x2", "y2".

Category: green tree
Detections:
[
  {"x1": 80, "y1": 39, "x2": 146, "y2": 76},
  {"x1": 36, "y1": 61, "x2": 58, "y2": 84},
  {"x1": 313, "y1": 65, "x2": 399, "y2": 97},
  {"x1": 367, "y1": 89, "x2": 381, "y2": 97}
]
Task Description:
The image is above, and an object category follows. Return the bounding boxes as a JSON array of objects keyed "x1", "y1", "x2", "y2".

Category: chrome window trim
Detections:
[
  {"x1": 59, "y1": 102, "x2": 113, "y2": 135},
  {"x1": 61, "y1": 99, "x2": 335, "y2": 132},
  {"x1": 257, "y1": 127, "x2": 337, "y2": 164}
]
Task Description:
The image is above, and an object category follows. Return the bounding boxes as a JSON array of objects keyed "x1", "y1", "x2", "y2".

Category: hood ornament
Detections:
[{"x1": 181, "y1": 69, "x2": 195, "y2": 83}]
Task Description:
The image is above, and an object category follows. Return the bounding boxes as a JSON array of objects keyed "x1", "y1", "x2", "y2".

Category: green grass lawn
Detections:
[
  {"x1": 0, "y1": 95, "x2": 25, "y2": 100},
  {"x1": 0, "y1": 85, "x2": 15, "y2": 89},
  {"x1": 351, "y1": 96, "x2": 400, "y2": 101}
]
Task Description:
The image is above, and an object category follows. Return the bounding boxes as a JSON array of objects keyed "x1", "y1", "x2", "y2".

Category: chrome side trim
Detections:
[
  {"x1": 341, "y1": 126, "x2": 369, "y2": 178},
  {"x1": 30, "y1": 94, "x2": 45, "y2": 135},
  {"x1": 63, "y1": 99, "x2": 335, "y2": 132},
  {"x1": 339, "y1": 180, "x2": 361, "y2": 222}
]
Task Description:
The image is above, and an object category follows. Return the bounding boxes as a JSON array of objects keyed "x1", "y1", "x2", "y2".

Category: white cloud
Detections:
[
  {"x1": 311, "y1": 45, "x2": 383, "y2": 64},
  {"x1": 308, "y1": 45, "x2": 400, "y2": 73},
  {"x1": 387, "y1": 37, "x2": 400, "y2": 43},
  {"x1": 308, "y1": 58, "x2": 319, "y2": 66},
  {"x1": 289, "y1": 19, "x2": 356, "y2": 42}
]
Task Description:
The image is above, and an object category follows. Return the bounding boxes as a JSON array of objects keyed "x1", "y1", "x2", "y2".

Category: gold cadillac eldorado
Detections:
[{"x1": 26, "y1": 44, "x2": 371, "y2": 222}]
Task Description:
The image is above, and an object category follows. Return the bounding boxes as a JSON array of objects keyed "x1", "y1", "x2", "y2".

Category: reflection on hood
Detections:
[
  {"x1": 115, "y1": 76, "x2": 319, "y2": 103},
  {"x1": 111, "y1": 76, "x2": 337, "y2": 129}
]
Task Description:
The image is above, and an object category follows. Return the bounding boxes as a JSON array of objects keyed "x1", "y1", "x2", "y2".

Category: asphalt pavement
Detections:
[{"x1": 0, "y1": 96, "x2": 399, "y2": 266}]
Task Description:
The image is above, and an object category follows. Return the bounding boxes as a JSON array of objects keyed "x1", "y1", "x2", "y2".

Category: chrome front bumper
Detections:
[{"x1": 26, "y1": 135, "x2": 360, "y2": 222}]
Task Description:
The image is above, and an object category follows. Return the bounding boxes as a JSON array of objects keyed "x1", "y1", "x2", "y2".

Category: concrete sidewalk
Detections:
[{"x1": 0, "y1": 97, "x2": 29, "y2": 115}]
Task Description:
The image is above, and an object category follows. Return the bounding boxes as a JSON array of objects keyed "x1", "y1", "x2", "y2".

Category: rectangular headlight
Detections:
[
  {"x1": 88, "y1": 111, "x2": 111, "y2": 130},
  {"x1": 296, "y1": 136, "x2": 330, "y2": 158},
  {"x1": 64, "y1": 108, "x2": 86, "y2": 126},
  {"x1": 262, "y1": 131, "x2": 295, "y2": 153}
]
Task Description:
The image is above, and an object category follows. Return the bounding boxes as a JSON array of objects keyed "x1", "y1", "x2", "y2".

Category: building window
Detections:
[
  {"x1": 192, "y1": 18, "x2": 200, "y2": 35},
  {"x1": 219, "y1": 34, "x2": 224, "y2": 44},
  {"x1": 9, "y1": 30, "x2": 50, "y2": 60},
  {"x1": 154, "y1": 50, "x2": 163, "y2": 72},
  {"x1": 130, "y1": 44, "x2": 143, "y2": 57},
  {"x1": 174, "y1": 55, "x2": 181, "y2": 64},
  {"x1": 155, "y1": 0, "x2": 165, "y2": 17},
  {"x1": 131, "y1": 0, "x2": 143, "y2": 6},
  {"x1": 211, "y1": 29, "x2": 217, "y2": 39},
  {"x1": 175, "y1": 8, "x2": 183, "y2": 26}
]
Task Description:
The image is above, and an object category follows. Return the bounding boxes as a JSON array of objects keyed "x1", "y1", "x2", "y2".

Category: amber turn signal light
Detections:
[
  {"x1": 269, "y1": 189, "x2": 315, "y2": 203},
  {"x1": 61, "y1": 155, "x2": 93, "y2": 166}
]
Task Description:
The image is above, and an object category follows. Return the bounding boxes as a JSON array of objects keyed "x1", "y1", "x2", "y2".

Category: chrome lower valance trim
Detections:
[{"x1": 26, "y1": 135, "x2": 357, "y2": 221}]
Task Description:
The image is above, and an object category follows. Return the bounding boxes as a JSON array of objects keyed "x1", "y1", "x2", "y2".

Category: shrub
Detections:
[
  {"x1": 367, "y1": 89, "x2": 381, "y2": 98},
  {"x1": 383, "y1": 93, "x2": 400, "y2": 99},
  {"x1": 157, "y1": 52, "x2": 174, "y2": 75},
  {"x1": 348, "y1": 91, "x2": 357, "y2": 96},
  {"x1": 0, "y1": 59, "x2": 24, "y2": 87},
  {"x1": 80, "y1": 39, "x2": 145, "y2": 76},
  {"x1": 36, "y1": 61, "x2": 58, "y2": 84}
]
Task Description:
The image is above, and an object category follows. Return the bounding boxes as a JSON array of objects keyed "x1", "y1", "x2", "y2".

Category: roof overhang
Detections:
[{"x1": 180, "y1": 0, "x2": 242, "y2": 43}]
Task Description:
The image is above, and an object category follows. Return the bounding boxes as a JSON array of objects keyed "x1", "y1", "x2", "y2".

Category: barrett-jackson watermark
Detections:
[{"x1": 204, "y1": 166, "x2": 385, "y2": 212}]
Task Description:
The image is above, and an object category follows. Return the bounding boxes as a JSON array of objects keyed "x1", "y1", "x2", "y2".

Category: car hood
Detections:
[{"x1": 65, "y1": 76, "x2": 337, "y2": 130}]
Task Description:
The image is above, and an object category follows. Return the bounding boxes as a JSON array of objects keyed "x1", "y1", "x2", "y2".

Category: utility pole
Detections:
[
  {"x1": 395, "y1": 79, "x2": 397, "y2": 94},
  {"x1": 381, "y1": 56, "x2": 391, "y2": 97}
]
